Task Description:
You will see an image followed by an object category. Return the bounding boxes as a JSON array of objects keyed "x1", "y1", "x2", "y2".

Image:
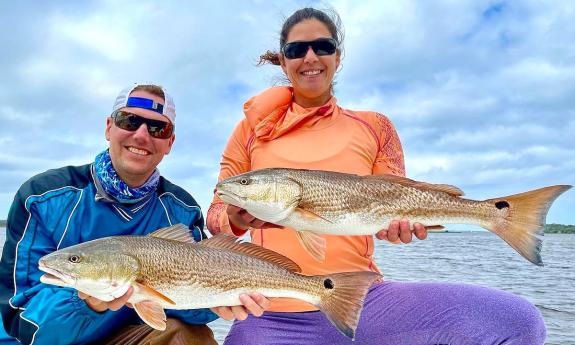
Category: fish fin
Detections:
[
  {"x1": 200, "y1": 234, "x2": 301, "y2": 272},
  {"x1": 133, "y1": 300, "x2": 167, "y2": 331},
  {"x1": 135, "y1": 282, "x2": 176, "y2": 305},
  {"x1": 484, "y1": 185, "x2": 571, "y2": 266},
  {"x1": 425, "y1": 225, "x2": 445, "y2": 231},
  {"x1": 316, "y1": 271, "x2": 381, "y2": 340},
  {"x1": 294, "y1": 208, "x2": 333, "y2": 223},
  {"x1": 368, "y1": 174, "x2": 464, "y2": 197},
  {"x1": 296, "y1": 231, "x2": 326, "y2": 262},
  {"x1": 148, "y1": 224, "x2": 194, "y2": 243}
]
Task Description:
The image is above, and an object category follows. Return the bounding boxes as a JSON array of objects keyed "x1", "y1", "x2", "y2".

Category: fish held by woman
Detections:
[
  {"x1": 215, "y1": 168, "x2": 572, "y2": 265},
  {"x1": 38, "y1": 224, "x2": 380, "y2": 339}
]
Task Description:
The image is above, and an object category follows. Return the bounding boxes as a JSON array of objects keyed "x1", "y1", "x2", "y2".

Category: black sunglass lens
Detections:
[
  {"x1": 114, "y1": 113, "x2": 141, "y2": 131},
  {"x1": 147, "y1": 122, "x2": 170, "y2": 139},
  {"x1": 284, "y1": 43, "x2": 308, "y2": 59},
  {"x1": 113, "y1": 112, "x2": 172, "y2": 139},
  {"x1": 283, "y1": 39, "x2": 337, "y2": 59},
  {"x1": 312, "y1": 40, "x2": 337, "y2": 56}
]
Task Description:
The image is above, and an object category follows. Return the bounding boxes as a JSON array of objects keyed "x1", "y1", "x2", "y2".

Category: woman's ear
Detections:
[{"x1": 279, "y1": 54, "x2": 287, "y2": 74}]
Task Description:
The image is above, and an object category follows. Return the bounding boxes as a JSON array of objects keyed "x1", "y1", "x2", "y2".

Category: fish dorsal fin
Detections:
[
  {"x1": 425, "y1": 225, "x2": 445, "y2": 231},
  {"x1": 133, "y1": 300, "x2": 167, "y2": 331},
  {"x1": 200, "y1": 234, "x2": 301, "y2": 273},
  {"x1": 148, "y1": 224, "x2": 194, "y2": 243},
  {"x1": 368, "y1": 174, "x2": 464, "y2": 197}
]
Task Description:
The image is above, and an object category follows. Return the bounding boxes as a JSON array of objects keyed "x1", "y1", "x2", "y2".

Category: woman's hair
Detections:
[{"x1": 258, "y1": 7, "x2": 344, "y2": 66}]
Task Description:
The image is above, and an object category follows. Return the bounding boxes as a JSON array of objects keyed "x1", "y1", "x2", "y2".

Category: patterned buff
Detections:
[{"x1": 94, "y1": 149, "x2": 160, "y2": 204}]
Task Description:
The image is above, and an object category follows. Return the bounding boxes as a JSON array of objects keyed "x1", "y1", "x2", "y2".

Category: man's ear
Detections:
[
  {"x1": 105, "y1": 117, "x2": 112, "y2": 141},
  {"x1": 164, "y1": 134, "x2": 175, "y2": 155}
]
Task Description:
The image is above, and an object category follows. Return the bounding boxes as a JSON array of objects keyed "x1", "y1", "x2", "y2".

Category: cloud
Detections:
[{"x1": 0, "y1": 1, "x2": 573, "y2": 225}]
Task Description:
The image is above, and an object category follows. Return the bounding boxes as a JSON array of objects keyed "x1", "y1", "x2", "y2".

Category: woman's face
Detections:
[{"x1": 280, "y1": 19, "x2": 340, "y2": 108}]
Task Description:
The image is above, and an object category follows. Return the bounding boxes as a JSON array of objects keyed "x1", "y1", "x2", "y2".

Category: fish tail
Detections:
[
  {"x1": 484, "y1": 185, "x2": 571, "y2": 266},
  {"x1": 316, "y1": 271, "x2": 381, "y2": 340}
]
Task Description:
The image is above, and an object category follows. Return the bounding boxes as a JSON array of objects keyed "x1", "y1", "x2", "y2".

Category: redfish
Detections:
[
  {"x1": 216, "y1": 168, "x2": 571, "y2": 264},
  {"x1": 38, "y1": 225, "x2": 379, "y2": 339}
]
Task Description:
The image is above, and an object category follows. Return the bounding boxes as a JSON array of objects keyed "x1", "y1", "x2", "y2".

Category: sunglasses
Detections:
[
  {"x1": 281, "y1": 38, "x2": 338, "y2": 59},
  {"x1": 111, "y1": 111, "x2": 174, "y2": 139}
]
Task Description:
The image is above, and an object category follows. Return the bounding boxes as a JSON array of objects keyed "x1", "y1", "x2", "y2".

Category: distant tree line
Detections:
[{"x1": 544, "y1": 223, "x2": 575, "y2": 234}]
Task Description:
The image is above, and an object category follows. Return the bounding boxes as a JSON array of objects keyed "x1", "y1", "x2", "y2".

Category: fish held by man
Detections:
[
  {"x1": 38, "y1": 224, "x2": 380, "y2": 339},
  {"x1": 215, "y1": 168, "x2": 572, "y2": 265}
]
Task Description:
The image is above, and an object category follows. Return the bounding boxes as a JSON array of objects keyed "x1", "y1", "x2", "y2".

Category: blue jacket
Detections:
[{"x1": 0, "y1": 164, "x2": 217, "y2": 344}]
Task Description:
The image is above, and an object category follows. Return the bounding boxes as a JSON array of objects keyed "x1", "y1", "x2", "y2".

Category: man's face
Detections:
[{"x1": 105, "y1": 90, "x2": 175, "y2": 187}]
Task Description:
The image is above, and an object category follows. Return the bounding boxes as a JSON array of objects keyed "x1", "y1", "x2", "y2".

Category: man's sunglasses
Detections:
[
  {"x1": 281, "y1": 38, "x2": 338, "y2": 60},
  {"x1": 111, "y1": 111, "x2": 174, "y2": 139}
]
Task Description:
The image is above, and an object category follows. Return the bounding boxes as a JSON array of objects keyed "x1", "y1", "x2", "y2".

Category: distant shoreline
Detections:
[{"x1": 1, "y1": 220, "x2": 574, "y2": 233}]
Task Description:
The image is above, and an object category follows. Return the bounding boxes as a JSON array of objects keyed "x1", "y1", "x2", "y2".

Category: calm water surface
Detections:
[
  {"x1": 1, "y1": 229, "x2": 573, "y2": 344},
  {"x1": 209, "y1": 232, "x2": 575, "y2": 345}
]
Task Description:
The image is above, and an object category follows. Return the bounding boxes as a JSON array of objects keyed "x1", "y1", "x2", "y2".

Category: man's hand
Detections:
[
  {"x1": 78, "y1": 286, "x2": 134, "y2": 312},
  {"x1": 226, "y1": 205, "x2": 278, "y2": 230},
  {"x1": 210, "y1": 293, "x2": 270, "y2": 321},
  {"x1": 375, "y1": 219, "x2": 427, "y2": 244}
]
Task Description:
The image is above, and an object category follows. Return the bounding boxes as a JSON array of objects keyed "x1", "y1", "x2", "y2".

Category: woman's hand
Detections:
[
  {"x1": 211, "y1": 293, "x2": 271, "y2": 321},
  {"x1": 78, "y1": 286, "x2": 134, "y2": 312},
  {"x1": 226, "y1": 205, "x2": 279, "y2": 229},
  {"x1": 375, "y1": 219, "x2": 427, "y2": 244}
]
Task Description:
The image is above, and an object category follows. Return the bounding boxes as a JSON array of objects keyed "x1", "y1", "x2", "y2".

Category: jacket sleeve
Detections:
[
  {"x1": 0, "y1": 187, "x2": 136, "y2": 345},
  {"x1": 372, "y1": 113, "x2": 406, "y2": 177},
  {"x1": 206, "y1": 120, "x2": 253, "y2": 236}
]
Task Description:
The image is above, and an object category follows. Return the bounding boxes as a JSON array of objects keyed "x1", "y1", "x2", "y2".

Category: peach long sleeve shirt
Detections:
[{"x1": 207, "y1": 86, "x2": 405, "y2": 312}]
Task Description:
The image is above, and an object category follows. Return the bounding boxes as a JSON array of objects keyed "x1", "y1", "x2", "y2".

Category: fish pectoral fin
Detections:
[
  {"x1": 294, "y1": 208, "x2": 333, "y2": 223},
  {"x1": 133, "y1": 300, "x2": 167, "y2": 331},
  {"x1": 135, "y1": 282, "x2": 176, "y2": 305},
  {"x1": 296, "y1": 231, "x2": 326, "y2": 262}
]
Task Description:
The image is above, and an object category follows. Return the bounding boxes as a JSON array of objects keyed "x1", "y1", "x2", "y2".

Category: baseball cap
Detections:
[{"x1": 112, "y1": 83, "x2": 176, "y2": 124}]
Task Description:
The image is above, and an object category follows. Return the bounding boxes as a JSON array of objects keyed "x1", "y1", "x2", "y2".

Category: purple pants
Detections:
[{"x1": 224, "y1": 281, "x2": 546, "y2": 345}]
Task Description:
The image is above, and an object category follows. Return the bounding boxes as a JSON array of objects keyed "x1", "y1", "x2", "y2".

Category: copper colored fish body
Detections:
[
  {"x1": 216, "y1": 168, "x2": 572, "y2": 265},
  {"x1": 38, "y1": 225, "x2": 379, "y2": 339}
]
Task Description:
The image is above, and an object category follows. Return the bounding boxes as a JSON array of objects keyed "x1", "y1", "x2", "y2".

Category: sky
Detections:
[{"x1": 0, "y1": 0, "x2": 573, "y2": 226}]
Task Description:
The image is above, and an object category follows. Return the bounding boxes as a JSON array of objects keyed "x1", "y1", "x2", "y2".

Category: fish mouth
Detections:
[
  {"x1": 215, "y1": 190, "x2": 246, "y2": 205},
  {"x1": 38, "y1": 262, "x2": 75, "y2": 287}
]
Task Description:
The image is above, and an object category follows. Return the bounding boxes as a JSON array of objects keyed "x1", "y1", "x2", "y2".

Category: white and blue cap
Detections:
[{"x1": 112, "y1": 83, "x2": 176, "y2": 124}]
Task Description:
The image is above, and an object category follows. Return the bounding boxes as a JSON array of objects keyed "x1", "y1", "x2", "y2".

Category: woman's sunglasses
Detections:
[
  {"x1": 111, "y1": 111, "x2": 174, "y2": 139},
  {"x1": 281, "y1": 38, "x2": 338, "y2": 60}
]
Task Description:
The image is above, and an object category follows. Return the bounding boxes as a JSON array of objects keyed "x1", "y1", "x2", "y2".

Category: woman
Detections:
[{"x1": 207, "y1": 8, "x2": 546, "y2": 345}]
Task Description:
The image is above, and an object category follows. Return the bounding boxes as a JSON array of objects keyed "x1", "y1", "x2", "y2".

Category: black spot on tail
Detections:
[
  {"x1": 495, "y1": 201, "x2": 510, "y2": 209},
  {"x1": 323, "y1": 278, "x2": 334, "y2": 289}
]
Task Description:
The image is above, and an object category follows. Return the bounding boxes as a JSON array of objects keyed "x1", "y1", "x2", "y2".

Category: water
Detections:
[{"x1": 1, "y1": 228, "x2": 573, "y2": 344}]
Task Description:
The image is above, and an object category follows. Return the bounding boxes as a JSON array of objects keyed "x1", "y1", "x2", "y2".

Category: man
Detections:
[{"x1": 0, "y1": 84, "x2": 267, "y2": 344}]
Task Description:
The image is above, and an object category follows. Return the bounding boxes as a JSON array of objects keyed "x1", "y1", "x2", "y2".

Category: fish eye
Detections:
[
  {"x1": 68, "y1": 255, "x2": 81, "y2": 264},
  {"x1": 239, "y1": 178, "x2": 250, "y2": 185}
]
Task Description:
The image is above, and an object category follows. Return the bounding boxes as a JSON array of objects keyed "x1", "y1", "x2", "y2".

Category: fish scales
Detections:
[
  {"x1": 287, "y1": 169, "x2": 488, "y2": 232},
  {"x1": 110, "y1": 237, "x2": 319, "y2": 302}
]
